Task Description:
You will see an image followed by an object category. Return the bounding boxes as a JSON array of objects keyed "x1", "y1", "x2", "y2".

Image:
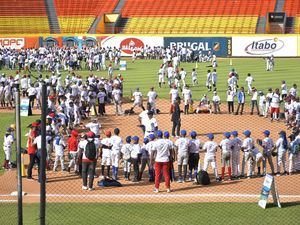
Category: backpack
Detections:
[
  {"x1": 85, "y1": 140, "x2": 97, "y2": 160},
  {"x1": 98, "y1": 178, "x2": 122, "y2": 187},
  {"x1": 196, "y1": 170, "x2": 211, "y2": 185}
]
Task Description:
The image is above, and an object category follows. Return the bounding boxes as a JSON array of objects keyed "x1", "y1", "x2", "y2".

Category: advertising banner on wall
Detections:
[
  {"x1": 164, "y1": 37, "x2": 231, "y2": 57},
  {"x1": 101, "y1": 36, "x2": 164, "y2": 56},
  {"x1": 232, "y1": 36, "x2": 297, "y2": 57},
  {"x1": 0, "y1": 38, "x2": 25, "y2": 49}
]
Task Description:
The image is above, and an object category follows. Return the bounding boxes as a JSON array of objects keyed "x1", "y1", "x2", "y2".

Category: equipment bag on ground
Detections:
[
  {"x1": 196, "y1": 170, "x2": 211, "y2": 185},
  {"x1": 98, "y1": 178, "x2": 122, "y2": 187}
]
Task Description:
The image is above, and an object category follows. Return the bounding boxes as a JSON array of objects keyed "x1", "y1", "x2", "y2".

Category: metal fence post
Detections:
[
  {"x1": 40, "y1": 83, "x2": 47, "y2": 225},
  {"x1": 15, "y1": 88, "x2": 23, "y2": 225}
]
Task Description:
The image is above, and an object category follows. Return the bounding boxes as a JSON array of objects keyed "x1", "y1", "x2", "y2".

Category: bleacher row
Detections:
[
  {"x1": 0, "y1": 0, "x2": 300, "y2": 34},
  {"x1": 123, "y1": 17, "x2": 258, "y2": 34}
]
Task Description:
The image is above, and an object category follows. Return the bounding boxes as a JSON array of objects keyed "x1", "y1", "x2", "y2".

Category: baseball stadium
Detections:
[{"x1": 0, "y1": 0, "x2": 300, "y2": 224}]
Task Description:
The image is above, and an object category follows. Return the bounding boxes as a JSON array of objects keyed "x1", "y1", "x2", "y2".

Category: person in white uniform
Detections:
[
  {"x1": 53, "y1": 133, "x2": 66, "y2": 172},
  {"x1": 275, "y1": 131, "x2": 288, "y2": 176},
  {"x1": 241, "y1": 130, "x2": 255, "y2": 178},
  {"x1": 110, "y1": 128, "x2": 123, "y2": 180},
  {"x1": 2, "y1": 128, "x2": 14, "y2": 169},
  {"x1": 219, "y1": 132, "x2": 233, "y2": 181},
  {"x1": 175, "y1": 130, "x2": 190, "y2": 183},
  {"x1": 121, "y1": 136, "x2": 132, "y2": 181},
  {"x1": 131, "y1": 87, "x2": 145, "y2": 112},
  {"x1": 231, "y1": 131, "x2": 242, "y2": 179},
  {"x1": 147, "y1": 87, "x2": 158, "y2": 114},
  {"x1": 100, "y1": 131, "x2": 112, "y2": 178},
  {"x1": 202, "y1": 133, "x2": 221, "y2": 182}
]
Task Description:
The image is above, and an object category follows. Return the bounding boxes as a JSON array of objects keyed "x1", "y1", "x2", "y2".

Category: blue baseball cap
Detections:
[
  {"x1": 143, "y1": 138, "x2": 149, "y2": 144},
  {"x1": 190, "y1": 131, "x2": 197, "y2": 138},
  {"x1": 156, "y1": 130, "x2": 163, "y2": 138},
  {"x1": 243, "y1": 130, "x2": 251, "y2": 137},
  {"x1": 164, "y1": 131, "x2": 170, "y2": 138},
  {"x1": 263, "y1": 130, "x2": 270, "y2": 136},
  {"x1": 125, "y1": 136, "x2": 131, "y2": 143},
  {"x1": 231, "y1": 131, "x2": 238, "y2": 136},
  {"x1": 149, "y1": 134, "x2": 156, "y2": 140},
  {"x1": 181, "y1": 130, "x2": 187, "y2": 136},
  {"x1": 224, "y1": 132, "x2": 231, "y2": 138},
  {"x1": 132, "y1": 136, "x2": 139, "y2": 142},
  {"x1": 207, "y1": 133, "x2": 214, "y2": 139}
]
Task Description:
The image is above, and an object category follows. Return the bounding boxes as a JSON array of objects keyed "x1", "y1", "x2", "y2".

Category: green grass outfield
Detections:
[
  {"x1": 1, "y1": 58, "x2": 299, "y2": 102},
  {"x1": 0, "y1": 58, "x2": 299, "y2": 172},
  {"x1": 1, "y1": 202, "x2": 300, "y2": 225}
]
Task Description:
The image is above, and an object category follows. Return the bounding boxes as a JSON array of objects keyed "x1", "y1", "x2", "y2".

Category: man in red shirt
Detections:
[
  {"x1": 27, "y1": 122, "x2": 39, "y2": 180},
  {"x1": 67, "y1": 129, "x2": 79, "y2": 173}
]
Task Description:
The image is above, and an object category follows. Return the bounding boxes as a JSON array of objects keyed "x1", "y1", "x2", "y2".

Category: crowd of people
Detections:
[{"x1": 1, "y1": 45, "x2": 299, "y2": 193}]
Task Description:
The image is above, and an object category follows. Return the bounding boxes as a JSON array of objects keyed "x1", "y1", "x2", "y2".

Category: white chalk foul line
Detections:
[
  {"x1": 0, "y1": 200, "x2": 17, "y2": 203},
  {"x1": 1, "y1": 193, "x2": 300, "y2": 199}
]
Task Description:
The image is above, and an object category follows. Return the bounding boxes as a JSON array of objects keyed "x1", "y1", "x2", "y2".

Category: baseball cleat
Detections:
[
  {"x1": 82, "y1": 186, "x2": 88, "y2": 190},
  {"x1": 166, "y1": 189, "x2": 171, "y2": 193},
  {"x1": 153, "y1": 188, "x2": 159, "y2": 193},
  {"x1": 88, "y1": 188, "x2": 95, "y2": 191}
]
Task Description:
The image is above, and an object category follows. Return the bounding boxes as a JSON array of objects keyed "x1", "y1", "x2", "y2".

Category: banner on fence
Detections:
[
  {"x1": 101, "y1": 36, "x2": 164, "y2": 56},
  {"x1": 20, "y1": 98, "x2": 30, "y2": 117},
  {"x1": 164, "y1": 37, "x2": 231, "y2": 57},
  {"x1": 232, "y1": 36, "x2": 297, "y2": 57}
]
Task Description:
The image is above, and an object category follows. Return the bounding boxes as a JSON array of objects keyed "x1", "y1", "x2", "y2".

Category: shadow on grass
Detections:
[{"x1": 267, "y1": 201, "x2": 300, "y2": 208}]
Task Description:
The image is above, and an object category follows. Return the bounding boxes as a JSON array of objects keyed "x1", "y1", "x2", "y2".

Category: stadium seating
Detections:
[
  {"x1": 284, "y1": 0, "x2": 300, "y2": 16},
  {"x1": 0, "y1": 17, "x2": 50, "y2": 34},
  {"x1": 121, "y1": 0, "x2": 274, "y2": 34},
  {"x1": 121, "y1": 0, "x2": 276, "y2": 17},
  {"x1": 54, "y1": 0, "x2": 118, "y2": 33},
  {"x1": 58, "y1": 17, "x2": 95, "y2": 34},
  {"x1": 123, "y1": 17, "x2": 258, "y2": 34},
  {"x1": 0, "y1": 0, "x2": 49, "y2": 34}
]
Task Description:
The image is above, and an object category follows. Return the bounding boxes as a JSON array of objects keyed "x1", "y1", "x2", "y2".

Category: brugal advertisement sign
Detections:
[{"x1": 164, "y1": 37, "x2": 231, "y2": 57}]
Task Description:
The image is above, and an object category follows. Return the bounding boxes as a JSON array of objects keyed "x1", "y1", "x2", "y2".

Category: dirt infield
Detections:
[{"x1": 1, "y1": 99, "x2": 300, "y2": 204}]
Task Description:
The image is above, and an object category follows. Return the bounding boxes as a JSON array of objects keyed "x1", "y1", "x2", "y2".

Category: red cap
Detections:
[
  {"x1": 87, "y1": 131, "x2": 95, "y2": 138},
  {"x1": 31, "y1": 122, "x2": 39, "y2": 127},
  {"x1": 105, "y1": 130, "x2": 111, "y2": 137},
  {"x1": 49, "y1": 112, "x2": 55, "y2": 118}
]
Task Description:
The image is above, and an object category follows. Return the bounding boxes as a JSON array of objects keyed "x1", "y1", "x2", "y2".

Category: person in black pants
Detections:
[
  {"x1": 27, "y1": 151, "x2": 40, "y2": 180},
  {"x1": 171, "y1": 97, "x2": 181, "y2": 137},
  {"x1": 131, "y1": 136, "x2": 141, "y2": 183},
  {"x1": 227, "y1": 86, "x2": 234, "y2": 114},
  {"x1": 82, "y1": 161, "x2": 96, "y2": 190}
]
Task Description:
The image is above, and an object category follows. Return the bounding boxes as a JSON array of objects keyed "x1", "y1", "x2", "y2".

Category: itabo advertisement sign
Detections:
[
  {"x1": 232, "y1": 36, "x2": 297, "y2": 57},
  {"x1": 164, "y1": 37, "x2": 231, "y2": 57}
]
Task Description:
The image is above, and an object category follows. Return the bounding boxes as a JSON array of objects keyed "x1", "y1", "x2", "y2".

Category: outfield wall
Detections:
[{"x1": 0, "y1": 35, "x2": 299, "y2": 57}]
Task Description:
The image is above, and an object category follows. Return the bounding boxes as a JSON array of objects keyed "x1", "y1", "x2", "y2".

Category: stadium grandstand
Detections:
[{"x1": 0, "y1": 0, "x2": 299, "y2": 34}]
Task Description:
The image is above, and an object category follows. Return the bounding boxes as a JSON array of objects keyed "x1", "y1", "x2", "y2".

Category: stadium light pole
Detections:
[
  {"x1": 15, "y1": 87, "x2": 23, "y2": 225},
  {"x1": 40, "y1": 82, "x2": 47, "y2": 225}
]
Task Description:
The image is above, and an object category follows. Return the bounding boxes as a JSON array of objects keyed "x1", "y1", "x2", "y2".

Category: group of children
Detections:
[{"x1": 7, "y1": 116, "x2": 298, "y2": 192}]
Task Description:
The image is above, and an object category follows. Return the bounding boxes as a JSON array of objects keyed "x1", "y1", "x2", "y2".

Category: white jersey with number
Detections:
[
  {"x1": 203, "y1": 141, "x2": 218, "y2": 157},
  {"x1": 133, "y1": 91, "x2": 143, "y2": 103},
  {"x1": 219, "y1": 139, "x2": 232, "y2": 153},
  {"x1": 175, "y1": 137, "x2": 189, "y2": 155},
  {"x1": 110, "y1": 135, "x2": 123, "y2": 153}
]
